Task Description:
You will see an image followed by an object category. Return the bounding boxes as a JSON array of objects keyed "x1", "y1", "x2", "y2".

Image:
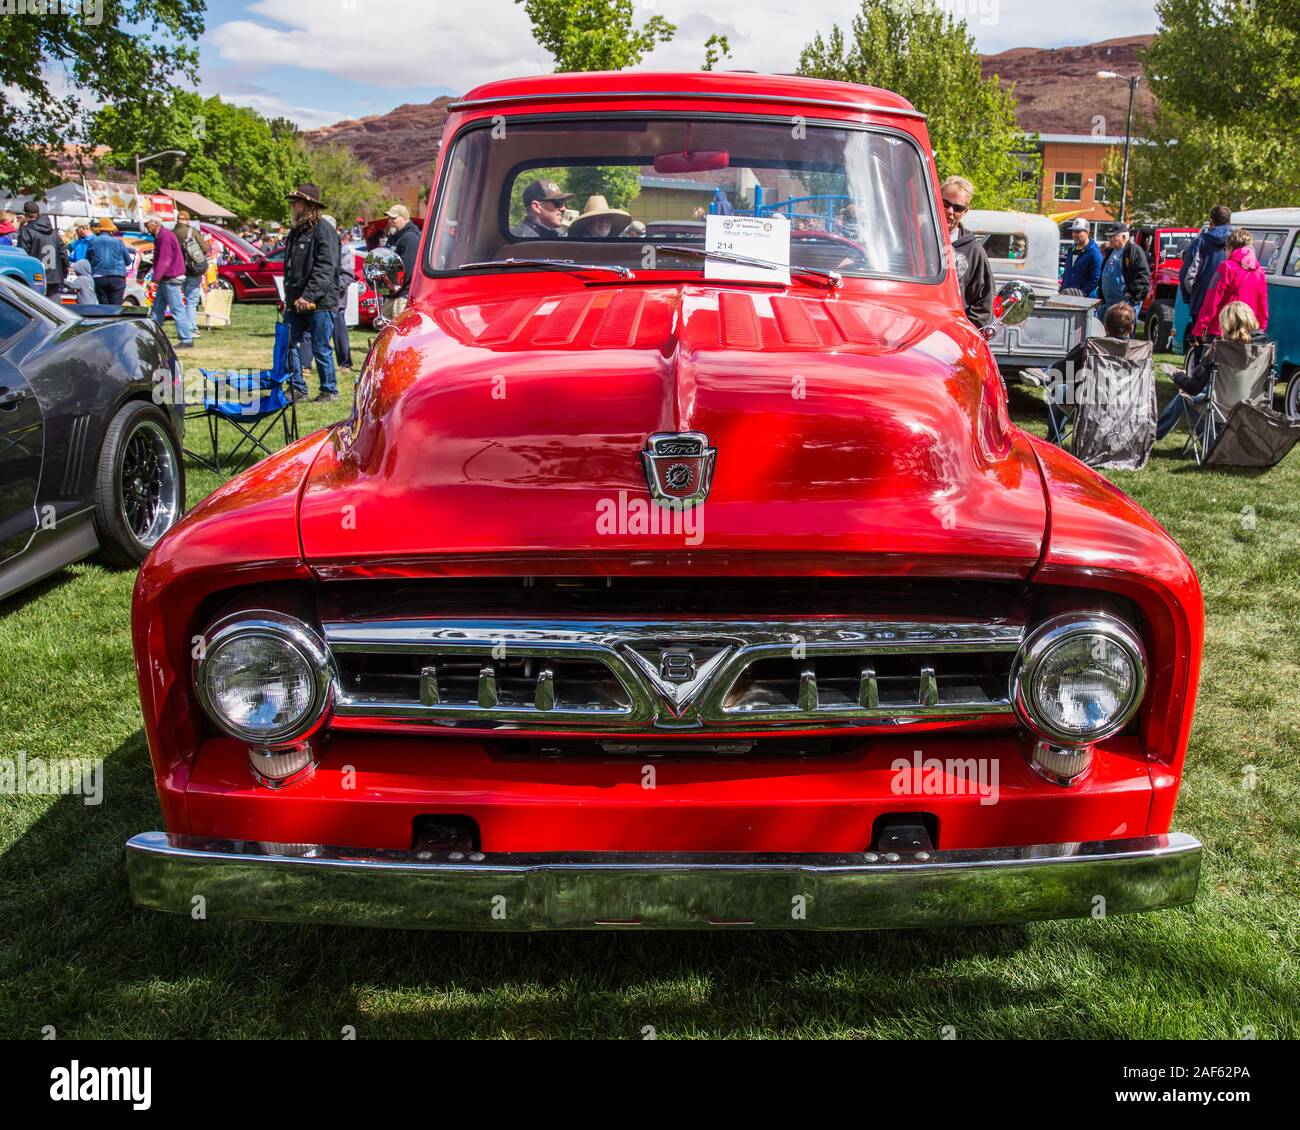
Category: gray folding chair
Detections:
[
  {"x1": 1070, "y1": 337, "x2": 1157, "y2": 470},
  {"x1": 1178, "y1": 339, "x2": 1275, "y2": 464}
]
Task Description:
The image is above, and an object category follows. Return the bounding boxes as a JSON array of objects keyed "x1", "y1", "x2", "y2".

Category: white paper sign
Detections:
[{"x1": 704, "y1": 214, "x2": 790, "y2": 284}]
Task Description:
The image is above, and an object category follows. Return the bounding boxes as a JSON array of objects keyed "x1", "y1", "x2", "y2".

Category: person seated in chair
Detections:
[
  {"x1": 1155, "y1": 301, "x2": 1268, "y2": 439},
  {"x1": 1037, "y1": 302, "x2": 1136, "y2": 443}
]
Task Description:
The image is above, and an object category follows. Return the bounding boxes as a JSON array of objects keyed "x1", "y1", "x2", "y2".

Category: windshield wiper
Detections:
[
  {"x1": 457, "y1": 258, "x2": 634, "y2": 279},
  {"x1": 652, "y1": 246, "x2": 842, "y2": 289}
]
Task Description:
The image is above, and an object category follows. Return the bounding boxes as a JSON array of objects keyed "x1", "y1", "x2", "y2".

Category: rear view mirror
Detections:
[{"x1": 653, "y1": 149, "x2": 730, "y2": 174}]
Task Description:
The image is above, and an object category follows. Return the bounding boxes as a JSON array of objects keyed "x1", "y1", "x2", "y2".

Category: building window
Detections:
[
  {"x1": 1012, "y1": 152, "x2": 1040, "y2": 211},
  {"x1": 1053, "y1": 172, "x2": 1083, "y2": 202},
  {"x1": 1095, "y1": 173, "x2": 1115, "y2": 204}
]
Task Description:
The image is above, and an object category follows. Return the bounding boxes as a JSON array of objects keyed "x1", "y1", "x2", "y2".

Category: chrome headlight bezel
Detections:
[
  {"x1": 195, "y1": 612, "x2": 335, "y2": 747},
  {"x1": 1012, "y1": 613, "x2": 1147, "y2": 747}
]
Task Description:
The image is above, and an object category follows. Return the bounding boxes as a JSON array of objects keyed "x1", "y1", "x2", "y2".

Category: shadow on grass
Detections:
[
  {"x1": 0, "y1": 564, "x2": 82, "y2": 619},
  {"x1": 1, "y1": 730, "x2": 1295, "y2": 1038}
]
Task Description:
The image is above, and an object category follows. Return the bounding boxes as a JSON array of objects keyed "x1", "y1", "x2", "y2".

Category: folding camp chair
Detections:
[
  {"x1": 1032, "y1": 339, "x2": 1156, "y2": 468},
  {"x1": 1069, "y1": 337, "x2": 1157, "y2": 470},
  {"x1": 1176, "y1": 339, "x2": 1275, "y2": 465},
  {"x1": 183, "y1": 321, "x2": 299, "y2": 475}
]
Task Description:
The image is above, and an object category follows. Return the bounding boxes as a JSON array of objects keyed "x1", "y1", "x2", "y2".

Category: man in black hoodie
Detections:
[
  {"x1": 940, "y1": 176, "x2": 994, "y2": 329},
  {"x1": 17, "y1": 202, "x2": 69, "y2": 296}
]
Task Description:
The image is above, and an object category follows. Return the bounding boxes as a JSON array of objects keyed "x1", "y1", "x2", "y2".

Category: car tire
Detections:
[
  {"x1": 93, "y1": 401, "x2": 185, "y2": 568},
  {"x1": 1284, "y1": 367, "x2": 1300, "y2": 421},
  {"x1": 1146, "y1": 300, "x2": 1174, "y2": 353},
  {"x1": 214, "y1": 278, "x2": 235, "y2": 295}
]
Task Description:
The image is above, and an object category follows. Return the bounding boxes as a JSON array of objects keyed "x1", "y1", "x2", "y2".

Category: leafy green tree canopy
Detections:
[
  {"x1": 1126, "y1": 0, "x2": 1300, "y2": 222},
  {"x1": 798, "y1": 0, "x2": 1031, "y2": 212},
  {"x1": 515, "y1": 0, "x2": 675, "y2": 71},
  {"x1": 0, "y1": 0, "x2": 205, "y2": 192},
  {"x1": 95, "y1": 93, "x2": 311, "y2": 222}
]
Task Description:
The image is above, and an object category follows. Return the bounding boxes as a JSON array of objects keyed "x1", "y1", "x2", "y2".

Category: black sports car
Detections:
[{"x1": 0, "y1": 277, "x2": 185, "y2": 600}]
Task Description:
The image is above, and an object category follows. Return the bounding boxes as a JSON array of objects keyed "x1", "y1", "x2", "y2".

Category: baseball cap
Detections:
[
  {"x1": 1068, "y1": 218, "x2": 1089, "y2": 232},
  {"x1": 1107, "y1": 222, "x2": 1131, "y2": 236},
  {"x1": 523, "y1": 179, "x2": 574, "y2": 207},
  {"x1": 384, "y1": 204, "x2": 411, "y2": 221}
]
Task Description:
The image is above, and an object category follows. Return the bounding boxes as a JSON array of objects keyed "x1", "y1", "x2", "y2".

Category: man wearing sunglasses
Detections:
[
  {"x1": 513, "y1": 179, "x2": 574, "y2": 239},
  {"x1": 941, "y1": 175, "x2": 994, "y2": 329}
]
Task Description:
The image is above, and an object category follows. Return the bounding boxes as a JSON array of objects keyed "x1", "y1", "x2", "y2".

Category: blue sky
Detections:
[{"x1": 197, "y1": 0, "x2": 1160, "y2": 130}]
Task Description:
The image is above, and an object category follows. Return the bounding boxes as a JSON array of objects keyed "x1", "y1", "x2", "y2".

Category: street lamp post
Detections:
[
  {"x1": 134, "y1": 149, "x2": 187, "y2": 199},
  {"x1": 1097, "y1": 71, "x2": 1140, "y2": 224}
]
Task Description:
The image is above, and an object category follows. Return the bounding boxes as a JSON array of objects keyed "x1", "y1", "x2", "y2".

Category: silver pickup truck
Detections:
[{"x1": 966, "y1": 209, "x2": 1096, "y2": 376}]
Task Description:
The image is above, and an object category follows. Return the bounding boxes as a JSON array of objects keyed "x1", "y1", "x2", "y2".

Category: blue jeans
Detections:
[
  {"x1": 287, "y1": 308, "x2": 337, "y2": 396},
  {"x1": 1156, "y1": 392, "x2": 1191, "y2": 439},
  {"x1": 182, "y1": 274, "x2": 203, "y2": 336},
  {"x1": 152, "y1": 279, "x2": 192, "y2": 343}
]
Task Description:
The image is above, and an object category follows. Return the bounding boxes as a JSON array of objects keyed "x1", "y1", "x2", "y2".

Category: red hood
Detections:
[{"x1": 298, "y1": 284, "x2": 1047, "y2": 578}]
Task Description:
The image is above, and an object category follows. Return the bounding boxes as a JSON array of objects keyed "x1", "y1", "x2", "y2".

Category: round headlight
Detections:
[
  {"x1": 196, "y1": 615, "x2": 333, "y2": 745},
  {"x1": 1013, "y1": 614, "x2": 1146, "y2": 746}
]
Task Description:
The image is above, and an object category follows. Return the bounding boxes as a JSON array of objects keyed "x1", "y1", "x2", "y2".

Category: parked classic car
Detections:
[
  {"x1": 0, "y1": 244, "x2": 45, "y2": 291},
  {"x1": 0, "y1": 277, "x2": 185, "y2": 600},
  {"x1": 1173, "y1": 207, "x2": 1300, "y2": 416},
  {"x1": 964, "y1": 209, "x2": 1096, "y2": 376},
  {"x1": 1132, "y1": 225, "x2": 1197, "y2": 353},
  {"x1": 125, "y1": 72, "x2": 1204, "y2": 932},
  {"x1": 213, "y1": 223, "x2": 380, "y2": 326}
]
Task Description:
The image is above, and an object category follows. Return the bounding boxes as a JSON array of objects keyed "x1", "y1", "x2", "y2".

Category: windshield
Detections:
[
  {"x1": 427, "y1": 116, "x2": 943, "y2": 281},
  {"x1": 1159, "y1": 232, "x2": 1195, "y2": 261},
  {"x1": 208, "y1": 225, "x2": 261, "y2": 259}
]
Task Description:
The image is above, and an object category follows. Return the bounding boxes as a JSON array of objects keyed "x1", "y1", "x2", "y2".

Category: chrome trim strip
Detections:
[
  {"x1": 325, "y1": 617, "x2": 1024, "y2": 729},
  {"x1": 125, "y1": 832, "x2": 1201, "y2": 931},
  {"x1": 447, "y1": 90, "x2": 927, "y2": 121}
]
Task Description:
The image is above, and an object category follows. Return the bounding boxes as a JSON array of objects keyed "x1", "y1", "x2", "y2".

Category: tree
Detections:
[
  {"x1": 302, "y1": 143, "x2": 388, "y2": 224},
  {"x1": 515, "y1": 0, "x2": 675, "y2": 71},
  {"x1": 1125, "y1": 0, "x2": 1300, "y2": 222},
  {"x1": 566, "y1": 166, "x2": 640, "y2": 210},
  {"x1": 94, "y1": 94, "x2": 311, "y2": 222},
  {"x1": 798, "y1": 1, "x2": 1030, "y2": 211},
  {"x1": 703, "y1": 34, "x2": 731, "y2": 71},
  {"x1": 0, "y1": 1, "x2": 205, "y2": 192}
]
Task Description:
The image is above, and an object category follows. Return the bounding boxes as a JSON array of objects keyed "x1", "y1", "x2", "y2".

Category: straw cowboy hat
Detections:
[
  {"x1": 568, "y1": 195, "x2": 631, "y2": 238},
  {"x1": 93, "y1": 217, "x2": 119, "y2": 233}
]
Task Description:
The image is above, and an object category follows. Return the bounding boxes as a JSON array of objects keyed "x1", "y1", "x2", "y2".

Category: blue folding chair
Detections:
[{"x1": 184, "y1": 321, "x2": 299, "y2": 474}]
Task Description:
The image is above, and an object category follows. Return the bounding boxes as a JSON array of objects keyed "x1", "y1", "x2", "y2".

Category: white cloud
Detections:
[{"x1": 207, "y1": 0, "x2": 1160, "y2": 114}]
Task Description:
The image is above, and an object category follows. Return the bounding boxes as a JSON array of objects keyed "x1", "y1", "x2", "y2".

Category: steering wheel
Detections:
[{"x1": 789, "y1": 228, "x2": 870, "y2": 268}]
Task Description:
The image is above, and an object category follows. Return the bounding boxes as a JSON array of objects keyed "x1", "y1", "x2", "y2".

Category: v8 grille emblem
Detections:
[{"x1": 624, "y1": 641, "x2": 734, "y2": 718}]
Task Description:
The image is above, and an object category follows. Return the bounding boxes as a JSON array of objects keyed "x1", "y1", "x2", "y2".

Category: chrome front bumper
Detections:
[{"x1": 125, "y1": 832, "x2": 1200, "y2": 931}]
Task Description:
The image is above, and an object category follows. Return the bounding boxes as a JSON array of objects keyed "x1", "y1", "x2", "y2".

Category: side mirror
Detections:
[
  {"x1": 993, "y1": 279, "x2": 1035, "y2": 326},
  {"x1": 364, "y1": 247, "x2": 404, "y2": 297}
]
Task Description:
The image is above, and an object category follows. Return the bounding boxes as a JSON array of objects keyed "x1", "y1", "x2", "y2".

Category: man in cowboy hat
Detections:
[
  {"x1": 17, "y1": 201, "x2": 70, "y2": 296},
  {"x1": 85, "y1": 216, "x2": 133, "y2": 305},
  {"x1": 282, "y1": 182, "x2": 340, "y2": 402},
  {"x1": 567, "y1": 195, "x2": 631, "y2": 240},
  {"x1": 382, "y1": 203, "x2": 420, "y2": 318},
  {"x1": 512, "y1": 178, "x2": 573, "y2": 239}
]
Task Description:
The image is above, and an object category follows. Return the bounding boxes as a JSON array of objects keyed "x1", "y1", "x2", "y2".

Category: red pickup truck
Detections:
[
  {"x1": 124, "y1": 71, "x2": 1204, "y2": 933},
  {"x1": 1134, "y1": 225, "x2": 1199, "y2": 352}
]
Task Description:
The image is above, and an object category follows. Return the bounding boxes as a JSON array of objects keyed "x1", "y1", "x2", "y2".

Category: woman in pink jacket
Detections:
[{"x1": 1191, "y1": 228, "x2": 1270, "y2": 339}]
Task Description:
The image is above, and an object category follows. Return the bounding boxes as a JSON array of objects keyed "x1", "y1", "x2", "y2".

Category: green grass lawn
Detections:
[{"x1": 0, "y1": 303, "x2": 1296, "y2": 1039}]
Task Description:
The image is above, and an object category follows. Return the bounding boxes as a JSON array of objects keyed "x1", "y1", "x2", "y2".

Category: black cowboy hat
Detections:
[{"x1": 285, "y1": 182, "x2": 325, "y2": 207}]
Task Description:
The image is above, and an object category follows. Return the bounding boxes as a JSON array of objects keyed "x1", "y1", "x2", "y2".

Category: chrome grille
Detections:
[{"x1": 325, "y1": 618, "x2": 1023, "y2": 731}]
